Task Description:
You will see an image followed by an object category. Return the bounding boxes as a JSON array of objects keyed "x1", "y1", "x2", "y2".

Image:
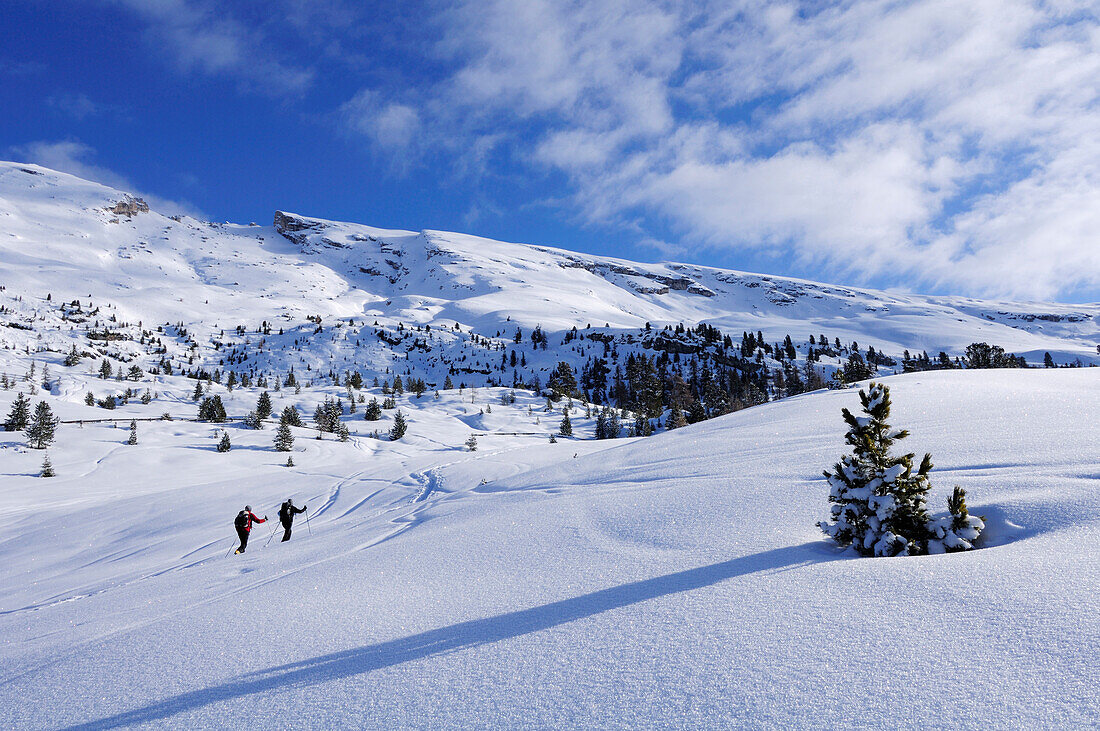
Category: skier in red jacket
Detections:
[{"x1": 233, "y1": 505, "x2": 267, "y2": 554}]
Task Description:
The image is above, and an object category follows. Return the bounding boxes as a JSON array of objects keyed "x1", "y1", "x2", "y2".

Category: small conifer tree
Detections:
[
  {"x1": 198, "y1": 395, "x2": 227, "y2": 422},
  {"x1": 336, "y1": 422, "x2": 350, "y2": 442},
  {"x1": 274, "y1": 422, "x2": 294, "y2": 452},
  {"x1": 364, "y1": 397, "x2": 382, "y2": 420},
  {"x1": 217, "y1": 431, "x2": 232, "y2": 452},
  {"x1": 127, "y1": 419, "x2": 138, "y2": 445},
  {"x1": 256, "y1": 391, "x2": 272, "y2": 420},
  {"x1": 40, "y1": 452, "x2": 55, "y2": 477},
  {"x1": 819, "y1": 382, "x2": 946, "y2": 557},
  {"x1": 5, "y1": 391, "x2": 30, "y2": 431},
  {"x1": 279, "y1": 406, "x2": 302, "y2": 427},
  {"x1": 26, "y1": 401, "x2": 59, "y2": 449},
  {"x1": 244, "y1": 410, "x2": 263, "y2": 429},
  {"x1": 285, "y1": 455, "x2": 295, "y2": 467},
  {"x1": 389, "y1": 409, "x2": 407, "y2": 440},
  {"x1": 465, "y1": 434, "x2": 478, "y2": 451},
  {"x1": 559, "y1": 411, "x2": 573, "y2": 437},
  {"x1": 927, "y1": 486, "x2": 984, "y2": 553}
]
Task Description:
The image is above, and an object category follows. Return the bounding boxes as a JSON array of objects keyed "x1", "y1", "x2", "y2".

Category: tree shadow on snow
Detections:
[{"x1": 64, "y1": 542, "x2": 829, "y2": 730}]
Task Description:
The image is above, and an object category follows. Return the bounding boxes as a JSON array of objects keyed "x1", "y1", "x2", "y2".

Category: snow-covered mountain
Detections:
[{"x1": 2, "y1": 160, "x2": 1097, "y2": 375}]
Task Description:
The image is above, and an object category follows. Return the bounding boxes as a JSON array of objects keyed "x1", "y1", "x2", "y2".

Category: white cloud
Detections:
[
  {"x1": 11, "y1": 140, "x2": 205, "y2": 219},
  {"x1": 106, "y1": 0, "x2": 314, "y2": 94},
  {"x1": 418, "y1": 0, "x2": 1100, "y2": 300},
  {"x1": 341, "y1": 90, "x2": 421, "y2": 151}
]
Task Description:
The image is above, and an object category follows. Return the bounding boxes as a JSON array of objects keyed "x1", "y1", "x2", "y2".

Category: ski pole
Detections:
[
  {"x1": 305, "y1": 508, "x2": 313, "y2": 537},
  {"x1": 224, "y1": 537, "x2": 236, "y2": 558},
  {"x1": 265, "y1": 521, "x2": 280, "y2": 547}
]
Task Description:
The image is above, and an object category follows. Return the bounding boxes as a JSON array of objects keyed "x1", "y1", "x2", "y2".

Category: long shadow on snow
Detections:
[{"x1": 64, "y1": 543, "x2": 827, "y2": 730}]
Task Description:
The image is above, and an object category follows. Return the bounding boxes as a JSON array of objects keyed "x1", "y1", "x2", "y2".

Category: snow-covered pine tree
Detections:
[
  {"x1": 127, "y1": 419, "x2": 138, "y2": 445},
  {"x1": 4, "y1": 391, "x2": 30, "y2": 431},
  {"x1": 336, "y1": 422, "x2": 350, "y2": 442},
  {"x1": 363, "y1": 397, "x2": 382, "y2": 421},
  {"x1": 217, "y1": 431, "x2": 232, "y2": 452},
  {"x1": 26, "y1": 401, "x2": 59, "y2": 449},
  {"x1": 389, "y1": 409, "x2": 407, "y2": 440},
  {"x1": 244, "y1": 410, "x2": 263, "y2": 429},
  {"x1": 818, "y1": 382, "x2": 933, "y2": 557},
  {"x1": 465, "y1": 434, "x2": 478, "y2": 451},
  {"x1": 274, "y1": 422, "x2": 294, "y2": 452},
  {"x1": 285, "y1": 455, "x2": 295, "y2": 467},
  {"x1": 559, "y1": 411, "x2": 572, "y2": 436},
  {"x1": 256, "y1": 391, "x2": 272, "y2": 420},
  {"x1": 927, "y1": 486, "x2": 984, "y2": 553}
]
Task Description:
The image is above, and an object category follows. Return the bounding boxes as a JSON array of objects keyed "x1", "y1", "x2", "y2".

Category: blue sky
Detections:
[{"x1": 3, "y1": 0, "x2": 1098, "y2": 302}]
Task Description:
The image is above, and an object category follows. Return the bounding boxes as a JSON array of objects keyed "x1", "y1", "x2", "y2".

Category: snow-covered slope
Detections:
[
  {"x1": 2, "y1": 160, "x2": 1097, "y2": 369},
  {"x1": 0, "y1": 369, "x2": 1097, "y2": 728}
]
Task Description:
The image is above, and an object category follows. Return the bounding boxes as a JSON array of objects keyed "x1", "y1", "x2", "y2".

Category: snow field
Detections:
[{"x1": 0, "y1": 368, "x2": 1096, "y2": 728}]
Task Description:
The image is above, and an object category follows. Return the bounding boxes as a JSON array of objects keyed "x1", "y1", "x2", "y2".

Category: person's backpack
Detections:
[{"x1": 234, "y1": 510, "x2": 248, "y2": 530}]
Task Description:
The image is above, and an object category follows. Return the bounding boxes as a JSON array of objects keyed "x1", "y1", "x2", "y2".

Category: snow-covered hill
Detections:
[
  {"x1": 2, "y1": 160, "x2": 1097, "y2": 372},
  {"x1": 0, "y1": 369, "x2": 1097, "y2": 728}
]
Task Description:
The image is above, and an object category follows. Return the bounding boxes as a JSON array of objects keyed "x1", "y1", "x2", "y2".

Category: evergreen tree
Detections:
[
  {"x1": 127, "y1": 419, "x2": 138, "y2": 445},
  {"x1": 244, "y1": 410, "x2": 263, "y2": 429},
  {"x1": 666, "y1": 404, "x2": 688, "y2": 430},
  {"x1": 274, "y1": 422, "x2": 294, "y2": 452},
  {"x1": 443, "y1": 375, "x2": 454, "y2": 389},
  {"x1": 927, "y1": 486, "x2": 984, "y2": 553},
  {"x1": 1043, "y1": 352, "x2": 1055, "y2": 368},
  {"x1": 40, "y1": 452, "x2": 55, "y2": 477},
  {"x1": 280, "y1": 406, "x2": 302, "y2": 427},
  {"x1": 336, "y1": 421, "x2": 350, "y2": 442},
  {"x1": 364, "y1": 397, "x2": 382, "y2": 421},
  {"x1": 85, "y1": 392, "x2": 95, "y2": 406},
  {"x1": 256, "y1": 391, "x2": 273, "y2": 420},
  {"x1": 98, "y1": 359, "x2": 113, "y2": 379},
  {"x1": 217, "y1": 430, "x2": 232, "y2": 452},
  {"x1": 197, "y1": 395, "x2": 227, "y2": 422},
  {"x1": 819, "y1": 382, "x2": 936, "y2": 557},
  {"x1": 465, "y1": 434, "x2": 478, "y2": 451},
  {"x1": 4, "y1": 392, "x2": 30, "y2": 431},
  {"x1": 26, "y1": 401, "x2": 59, "y2": 449},
  {"x1": 64, "y1": 345, "x2": 82, "y2": 367},
  {"x1": 559, "y1": 411, "x2": 573, "y2": 437},
  {"x1": 191, "y1": 380, "x2": 204, "y2": 400},
  {"x1": 389, "y1": 409, "x2": 407, "y2": 440}
]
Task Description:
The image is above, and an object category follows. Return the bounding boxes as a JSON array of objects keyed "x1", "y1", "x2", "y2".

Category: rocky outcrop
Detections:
[{"x1": 106, "y1": 196, "x2": 149, "y2": 217}]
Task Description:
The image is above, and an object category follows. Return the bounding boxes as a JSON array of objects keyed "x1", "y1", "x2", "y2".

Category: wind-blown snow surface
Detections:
[{"x1": 1, "y1": 369, "x2": 1097, "y2": 729}]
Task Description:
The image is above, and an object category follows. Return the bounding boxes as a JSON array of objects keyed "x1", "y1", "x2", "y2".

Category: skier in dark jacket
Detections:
[
  {"x1": 234, "y1": 505, "x2": 267, "y2": 554},
  {"x1": 278, "y1": 498, "x2": 307, "y2": 542}
]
